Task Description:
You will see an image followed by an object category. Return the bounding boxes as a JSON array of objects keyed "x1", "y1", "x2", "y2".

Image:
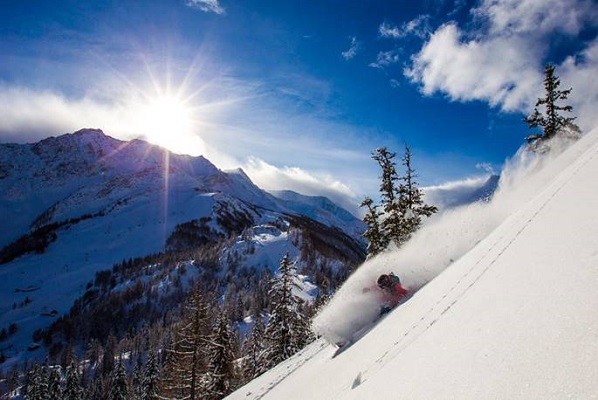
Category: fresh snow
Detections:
[{"x1": 226, "y1": 129, "x2": 598, "y2": 399}]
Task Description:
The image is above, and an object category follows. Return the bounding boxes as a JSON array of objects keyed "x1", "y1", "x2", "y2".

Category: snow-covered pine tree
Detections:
[
  {"x1": 368, "y1": 145, "x2": 437, "y2": 249},
  {"x1": 360, "y1": 196, "x2": 387, "y2": 257},
  {"x1": 132, "y1": 355, "x2": 143, "y2": 400},
  {"x1": 524, "y1": 64, "x2": 579, "y2": 150},
  {"x1": 372, "y1": 147, "x2": 398, "y2": 205},
  {"x1": 46, "y1": 367, "x2": 61, "y2": 399},
  {"x1": 371, "y1": 147, "x2": 405, "y2": 247},
  {"x1": 24, "y1": 364, "x2": 48, "y2": 400},
  {"x1": 396, "y1": 144, "x2": 438, "y2": 243},
  {"x1": 262, "y1": 253, "x2": 311, "y2": 370},
  {"x1": 242, "y1": 311, "x2": 266, "y2": 380},
  {"x1": 63, "y1": 361, "x2": 84, "y2": 400},
  {"x1": 85, "y1": 375, "x2": 106, "y2": 400},
  {"x1": 204, "y1": 309, "x2": 238, "y2": 399},
  {"x1": 109, "y1": 360, "x2": 129, "y2": 400},
  {"x1": 160, "y1": 286, "x2": 211, "y2": 400},
  {"x1": 141, "y1": 351, "x2": 160, "y2": 400}
]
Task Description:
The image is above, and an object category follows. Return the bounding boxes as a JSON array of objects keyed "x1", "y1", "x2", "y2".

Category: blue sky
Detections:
[{"x1": 1, "y1": 0, "x2": 598, "y2": 212}]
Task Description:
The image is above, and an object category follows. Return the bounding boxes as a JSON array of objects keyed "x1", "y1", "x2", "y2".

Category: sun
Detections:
[{"x1": 133, "y1": 93, "x2": 206, "y2": 156}]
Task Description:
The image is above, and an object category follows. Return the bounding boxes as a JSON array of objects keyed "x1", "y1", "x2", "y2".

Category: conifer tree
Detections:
[
  {"x1": 371, "y1": 147, "x2": 404, "y2": 246},
  {"x1": 204, "y1": 309, "x2": 237, "y2": 399},
  {"x1": 85, "y1": 376, "x2": 105, "y2": 400},
  {"x1": 242, "y1": 313, "x2": 266, "y2": 380},
  {"x1": 63, "y1": 361, "x2": 84, "y2": 400},
  {"x1": 131, "y1": 355, "x2": 143, "y2": 400},
  {"x1": 360, "y1": 196, "x2": 387, "y2": 257},
  {"x1": 367, "y1": 145, "x2": 437, "y2": 249},
  {"x1": 161, "y1": 286, "x2": 211, "y2": 400},
  {"x1": 46, "y1": 367, "x2": 61, "y2": 399},
  {"x1": 524, "y1": 64, "x2": 579, "y2": 150},
  {"x1": 262, "y1": 253, "x2": 311, "y2": 370},
  {"x1": 109, "y1": 360, "x2": 128, "y2": 400},
  {"x1": 396, "y1": 145, "x2": 438, "y2": 244},
  {"x1": 372, "y1": 147, "x2": 399, "y2": 205},
  {"x1": 141, "y1": 351, "x2": 160, "y2": 400},
  {"x1": 24, "y1": 364, "x2": 48, "y2": 400}
]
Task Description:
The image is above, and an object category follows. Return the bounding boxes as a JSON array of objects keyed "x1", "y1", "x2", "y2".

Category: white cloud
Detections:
[
  {"x1": 389, "y1": 79, "x2": 401, "y2": 88},
  {"x1": 369, "y1": 50, "x2": 400, "y2": 69},
  {"x1": 186, "y1": 0, "x2": 225, "y2": 15},
  {"x1": 0, "y1": 84, "x2": 214, "y2": 155},
  {"x1": 560, "y1": 38, "x2": 598, "y2": 130},
  {"x1": 341, "y1": 37, "x2": 360, "y2": 60},
  {"x1": 0, "y1": 86, "x2": 129, "y2": 143},
  {"x1": 379, "y1": 16, "x2": 430, "y2": 40},
  {"x1": 474, "y1": 0, "x2": 595, "y2": 36},
  {"x1": 379, "y1": 22, "x2": 402, "y2": 39},
  {"x1": 405, "y1": 23, "x2": 540, "y2": 111},
  {"x1": 242, "y1": 157, "x2": 359, "y2": 214},
  {"x1": 475, "y1": 162, "x2": 496, "y2": 175},
  {"x1": 405, "y1": 0, "x2": 598, "y2": 113}
]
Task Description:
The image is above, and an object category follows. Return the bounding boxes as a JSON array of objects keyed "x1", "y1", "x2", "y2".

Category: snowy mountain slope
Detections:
[
  {"x1": 0, "y1": 129, "x2": 365, "y2": 364},
  {"x1": 0, "y1": 129, "x2": 219, "y2": 248},
  {"x1": 0, "y1": 129, "x2": 363, "y2": 249},
  {"x1": 227, "y1": 128, "x2": 598, "y2": 399},
  {"x1": 270, "y1": 190, "x2": 366, "y2": 240}
]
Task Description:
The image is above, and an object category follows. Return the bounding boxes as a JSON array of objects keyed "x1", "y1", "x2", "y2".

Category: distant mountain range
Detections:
[{"x1": 0, "y1": 128, "x2": 366, "y2": 361}]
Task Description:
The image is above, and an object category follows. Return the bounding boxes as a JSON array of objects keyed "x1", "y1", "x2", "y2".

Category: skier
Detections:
[{"x1": 376, "y1": 272, "x2": 408, "y2": 315}]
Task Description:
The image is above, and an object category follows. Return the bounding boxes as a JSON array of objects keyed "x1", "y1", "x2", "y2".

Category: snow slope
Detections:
[{"x1": 227, "y1": 129, "x2": 598, "y2": 399}]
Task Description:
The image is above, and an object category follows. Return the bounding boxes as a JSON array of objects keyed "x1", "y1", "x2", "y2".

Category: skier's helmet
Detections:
[{"x1": 377, "y1": 274, "x2": 391, "y2": 289}]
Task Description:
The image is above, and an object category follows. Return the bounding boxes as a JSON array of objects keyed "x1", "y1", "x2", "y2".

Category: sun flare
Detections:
[{"x1": 132, "y1": 94, "x2": 206, "y2": 156}]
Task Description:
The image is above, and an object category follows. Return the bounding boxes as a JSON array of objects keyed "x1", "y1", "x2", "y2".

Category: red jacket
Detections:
[{"x1": 380, "y1": 281, "x2": 409, "y2": 308}]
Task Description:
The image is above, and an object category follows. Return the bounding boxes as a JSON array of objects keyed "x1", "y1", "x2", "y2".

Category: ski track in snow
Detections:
[{"x1": 243, "y1": 340, "x2": 330, "y2": 399}]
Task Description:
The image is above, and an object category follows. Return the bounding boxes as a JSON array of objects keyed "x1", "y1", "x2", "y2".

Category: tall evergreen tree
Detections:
[
  {"x1": 242, "y1": 313, "x2": 266, "y2": 380},
  {"x1": 24, "y1": 364, "x2": 48, "y2": 400},
  {"x1": 161, "y1": 286, "x2": 211, "y2": 400},
  {"x1": 141, "y1": 351, "x2": 160, "y2": 400},
  {"x1": 132, "y1": 356, "x2": 144, "y2": 400},
  {"x1": 85, "y1": 376, "x2": 106, "y2": 400},
  {"x1": 371, "y1": 147, "x2": 404, "y2": 246},
  {"x1": 368, "y1": 145, "x2": 437, "y2": 249},
  {"x1": 204, "y1": 309, "x2": 238, "y2": 399},
  {"x1": 395, "y1": 145, "x2": 438, "y2": 244},
  {"x1": 524, "y1": 64, "x2": 579, "y2": 150},
  {"x1": 108, "y1": 360, "x2": 129, "y2": 400},
  {"x1": 262, "y1": 253, "x2": 311, "y2": 370},
  {"x1": 360, "y1": 196, "x2": 387, "y2": 257},
  {"x1": 63, "y1": 361, "x2": 84, "y2": 400},
  {"x1": 46, "y1": 367, "x2": 61, "y2": 399},
  {"x1": 372, "y1": 147, "x2": 399, "y2": 205}
]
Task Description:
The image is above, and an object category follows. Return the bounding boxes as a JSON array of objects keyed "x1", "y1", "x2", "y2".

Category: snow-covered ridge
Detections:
[
  {"x1": 270, "y1": 190, "x2": 366, "y2": 240},
  {"x1": 0, "y1": 129, "x2": 363, "y2": 248}
]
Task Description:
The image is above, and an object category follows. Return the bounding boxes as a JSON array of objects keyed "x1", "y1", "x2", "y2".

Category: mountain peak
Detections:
[{"x1": 72, "y1": 128, "x2": 105, "y2": 136}]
